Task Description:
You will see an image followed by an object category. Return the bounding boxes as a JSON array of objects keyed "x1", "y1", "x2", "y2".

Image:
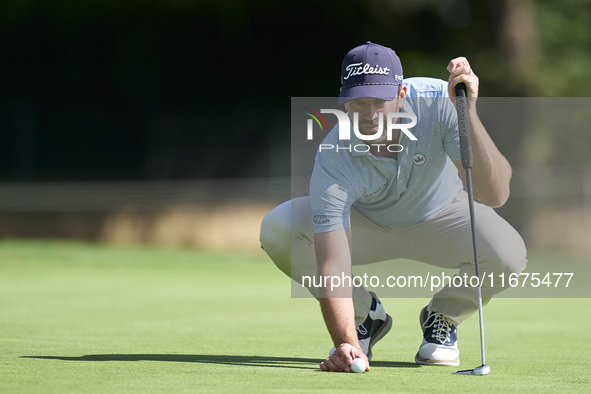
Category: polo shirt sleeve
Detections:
[{"x1": 309, "y1": 159, "x2": 357, "y2": 233}]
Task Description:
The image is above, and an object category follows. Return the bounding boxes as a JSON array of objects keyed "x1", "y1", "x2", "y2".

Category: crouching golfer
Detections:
[{"x1": 260, "y1": 42, "x2": 527, "y2": 372}]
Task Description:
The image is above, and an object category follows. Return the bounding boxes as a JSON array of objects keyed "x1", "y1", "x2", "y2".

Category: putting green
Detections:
[{"x1": 1, "y1": 240, "x2": 590, "y2": 393}]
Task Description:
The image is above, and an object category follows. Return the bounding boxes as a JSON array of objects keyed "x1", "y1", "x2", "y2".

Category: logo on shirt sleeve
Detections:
[
  {"x1": 313, "y1": 215, "x2": 330, "y2": 224},
  {"x1": 413, "y1": 153, "x2": 426, "y2": 166}
]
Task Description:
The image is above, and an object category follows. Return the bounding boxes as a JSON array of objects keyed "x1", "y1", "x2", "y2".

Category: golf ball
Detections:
[
  {"x1": 350, "y1": 358, "x2": 366, "y2": 373},
  {"x1": 329, "y1": 347, "x2": 336, "y2": 357}
]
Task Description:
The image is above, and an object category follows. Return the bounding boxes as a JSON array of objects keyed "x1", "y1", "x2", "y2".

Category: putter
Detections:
[{"x1": 453, "y1": 83, "x2": 491, "y2": 376}]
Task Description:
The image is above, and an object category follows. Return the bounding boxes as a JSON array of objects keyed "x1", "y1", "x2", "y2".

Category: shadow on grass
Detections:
[{"x1": 22, "y1": 354, "x2": 420, "y2": 370}]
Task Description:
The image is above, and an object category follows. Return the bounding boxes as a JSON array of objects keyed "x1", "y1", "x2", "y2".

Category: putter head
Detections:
[{"x1": 455, "y1": 365, "x2": 491, "y2": 375}]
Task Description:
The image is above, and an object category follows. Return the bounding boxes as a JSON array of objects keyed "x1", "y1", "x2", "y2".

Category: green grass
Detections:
[{"x1": 1, "y1": 240, "x2": 590, "y2": 393}]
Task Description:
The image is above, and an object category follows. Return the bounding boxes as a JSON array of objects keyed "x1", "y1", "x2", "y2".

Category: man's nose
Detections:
[{"x1": 361, "y1": 105, "x2": 378, "y2": 120}]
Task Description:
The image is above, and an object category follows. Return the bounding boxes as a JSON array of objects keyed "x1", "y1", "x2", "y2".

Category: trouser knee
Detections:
[
  {"x1": 490, "y1": 236, "x2": 528, "y2": 277},
  {"x1": 482, "y1": 233, "x2": 528, "y2": 296},
  {"x1": 260, "y1": 201, "x2": 293, "y2": 276}
]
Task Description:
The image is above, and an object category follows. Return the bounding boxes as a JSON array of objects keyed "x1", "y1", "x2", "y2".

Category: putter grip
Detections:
[{"x1": 455, "y1": 83, "x2": 472, "y2": 169}]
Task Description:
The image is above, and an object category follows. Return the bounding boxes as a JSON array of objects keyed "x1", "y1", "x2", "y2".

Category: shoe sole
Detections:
[
  {"x1": 415, "y1": 306, "x2": 460, "y2": 367},
  {"x1": 414, "y1": 353, "x2": 460, "y2": 367},
  {"x1": 367, "y1": 313, "x2": 392, "y2": 361}
]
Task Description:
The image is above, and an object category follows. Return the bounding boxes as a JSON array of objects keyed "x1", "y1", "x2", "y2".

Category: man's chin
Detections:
[
  {"x1": 359, "y1": 127, "x2": 387, "y2": 141},
  {"x1": 359, "y1": 126, "x2": 379, "y2": 134},
  {"x1": 359, "y1": 132, "x2": 387, "y2": 143}
]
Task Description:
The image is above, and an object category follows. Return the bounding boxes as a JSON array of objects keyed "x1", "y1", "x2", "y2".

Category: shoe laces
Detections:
[{"x1": 423, "y1": 312, "x2": 455, "y2": 344}]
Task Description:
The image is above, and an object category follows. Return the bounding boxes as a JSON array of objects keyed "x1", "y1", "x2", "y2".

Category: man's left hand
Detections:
[{"x1": 447, "y1": 57, "x2": 479, "y2": 102}]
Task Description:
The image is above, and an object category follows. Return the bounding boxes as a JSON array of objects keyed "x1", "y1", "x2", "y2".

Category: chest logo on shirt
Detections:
[{"x1": 413, "y1": 153, "x2": 426, "y2": 166}]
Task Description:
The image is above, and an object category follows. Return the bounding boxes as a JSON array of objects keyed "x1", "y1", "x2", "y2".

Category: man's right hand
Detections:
[
  {"x1": 315, "y1": 229, "x2": 367, "y2": 372},
  {"x1": 319, "y1": 343, "x2": 370, "y2": 372}
]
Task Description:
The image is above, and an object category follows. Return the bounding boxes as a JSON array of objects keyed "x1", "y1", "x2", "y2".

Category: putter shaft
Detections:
[
  {"x1": 465, "y1": 168, "x2": 486, "y2": 368},
  {"x1": 455, "y1": 83, "x2": 489, "y2": 374}
]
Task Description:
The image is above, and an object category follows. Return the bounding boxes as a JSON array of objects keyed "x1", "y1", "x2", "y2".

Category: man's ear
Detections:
[
  {"x1": 399, "y1": 84, "x2": 408, "y2": 98},
  {"x1": 398, "y1": 84, "x2": 408, "y2": 110}
]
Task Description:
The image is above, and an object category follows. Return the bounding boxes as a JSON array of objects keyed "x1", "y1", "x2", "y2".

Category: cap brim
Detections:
[{"x1": 338, "y1": 84, "x2": 399, "y2": 105}]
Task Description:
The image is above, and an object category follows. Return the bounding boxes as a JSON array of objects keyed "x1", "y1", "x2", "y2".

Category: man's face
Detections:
[{"x1": 344, "y1": 86, "x2": 406, "y2": 136}]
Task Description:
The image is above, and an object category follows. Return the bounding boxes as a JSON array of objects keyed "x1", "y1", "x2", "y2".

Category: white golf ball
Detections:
[
  {"x1": 350, "y1": 358, "x2": 366, "y2": 373},
  {"x1": 329, "y1": 347, "x2": 336, "y2": 357}
]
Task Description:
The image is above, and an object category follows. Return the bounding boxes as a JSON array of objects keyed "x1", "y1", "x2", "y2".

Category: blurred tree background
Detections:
[{"x1": 1, "y1": 0, "x2": 590, "y2": 183}]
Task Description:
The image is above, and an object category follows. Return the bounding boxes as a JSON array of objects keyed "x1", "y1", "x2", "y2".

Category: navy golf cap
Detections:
[{"x1": 338, "y1": 41, "x2": 403, "y2": 104}]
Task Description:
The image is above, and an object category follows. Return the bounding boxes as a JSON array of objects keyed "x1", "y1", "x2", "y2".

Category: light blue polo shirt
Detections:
[{"x1": 310, "y1": 77, "x2": 463, "y2": 232}]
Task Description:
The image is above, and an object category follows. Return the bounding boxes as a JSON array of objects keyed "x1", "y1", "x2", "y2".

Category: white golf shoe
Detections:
[{"x1": 415, "y1": 306, "x2": 460, "y2": 366}]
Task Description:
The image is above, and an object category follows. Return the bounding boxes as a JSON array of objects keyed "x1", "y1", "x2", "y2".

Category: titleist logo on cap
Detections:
[
  {"x1": 338, "y1": 42, "x2": 403, "y2": 104},
  {"x1": 343, "y1": 62, "x2": 390, "y2": 80}
]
